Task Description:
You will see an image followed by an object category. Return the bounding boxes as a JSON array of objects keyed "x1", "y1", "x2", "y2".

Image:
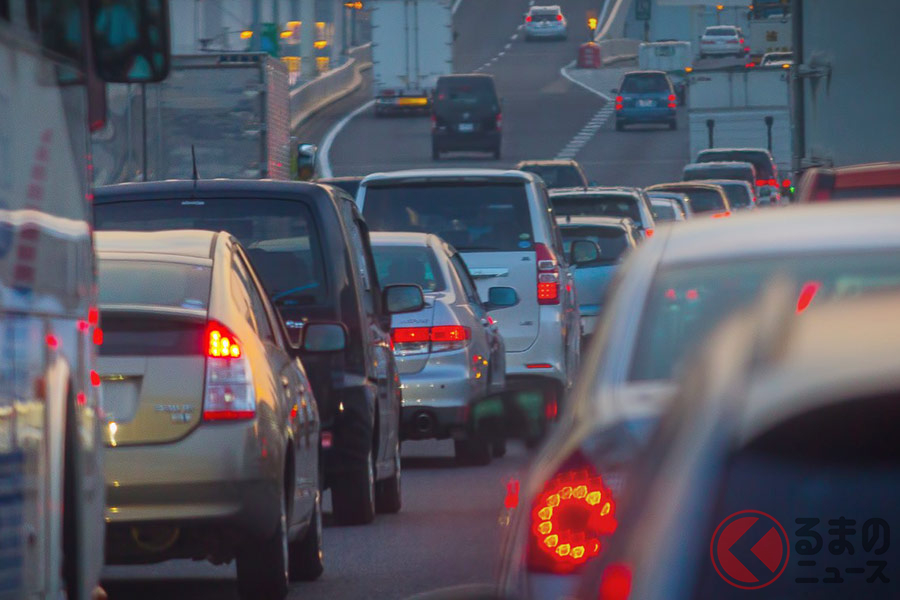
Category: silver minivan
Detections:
[{"x1": 357, "y1": 169, "x2": 581, "y2": 440}]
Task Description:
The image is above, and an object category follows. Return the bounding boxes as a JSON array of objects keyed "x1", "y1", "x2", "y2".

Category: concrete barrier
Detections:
[
  {"x1": 597, "y1": 38, "x2": 641, "y2": 66},
  {"x1": 592, "y1": 0, "x2": 640, "y2": 66},
  {"x1": 290, "y1": 43, "x2": 372, "y2": 130}
]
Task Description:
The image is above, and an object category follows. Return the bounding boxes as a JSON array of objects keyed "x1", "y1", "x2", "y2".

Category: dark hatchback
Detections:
[
  {"x1": 431, "y1": 74, "x2": 502, "y2": 160},
  {"x1": 94, "y1": 180, "x2": 416, "y2": 526}
]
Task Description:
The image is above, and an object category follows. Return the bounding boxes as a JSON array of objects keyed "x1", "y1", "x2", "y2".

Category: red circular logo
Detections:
[{"x1": 710, "y1": 510, "x2": 790, "y2": 589}]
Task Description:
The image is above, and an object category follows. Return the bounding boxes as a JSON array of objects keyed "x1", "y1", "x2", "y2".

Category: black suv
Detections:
[
  {"x1": 431, "y1": 74, "x2": 502, "y2": 160},
  {"x1": 94, "y1": 180, "x2": 423, "y2": 525}
]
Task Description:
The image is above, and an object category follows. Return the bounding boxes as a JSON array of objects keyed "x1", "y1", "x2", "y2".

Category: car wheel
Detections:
[
  {"x1": 331, "y1": 447, "x2": 376, "y2": 525},
  {"x1": 288, "y1": 490, "x2": 324, "y2": 581},
  {"x1": 491, "y1": 437, "x2": 507, "y2": 458},
  {"x1": 668, "y1": 119, "x2": 677, "y2": 131},
  {"x1": 455, "y1": 438, "x2": 492, "y2": 466},
  {"x1": 375, "y1": 436, "x2": 402, "y2": 513},
  {"x1": 236, "y1": 492, "x2": 289, "y2": 600}
]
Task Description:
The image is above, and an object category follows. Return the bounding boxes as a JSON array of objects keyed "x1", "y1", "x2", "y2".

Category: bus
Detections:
[{"x1": 0, "y1": 2, "x2": 170, "y2": 598}]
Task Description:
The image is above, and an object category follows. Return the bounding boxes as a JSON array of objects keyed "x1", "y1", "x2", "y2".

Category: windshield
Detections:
[
  {"x1": 551, "y1": 194, "x2": 643, "y2": 224},
  {"x1": 94, "y1": 198, "x2": 328, "y2": 307},
  {"x1": 697, "y1": 150, "x2": 775, "y2": 179},
  {"x1": 560, "y1": 226, "x2": 629, "y2": 262},
  {"x1": 519, "y1": 164, "x2": 584, "y2": 188},
  {"x1": 372, "y1": 245, "x2": 446, "y2": 292},
  {"x1": 362, "y1": 183, "x2": 534, "y2": 252},
  {"x1": 629, "y1": 253, "x2": 900, "y2": 381}
]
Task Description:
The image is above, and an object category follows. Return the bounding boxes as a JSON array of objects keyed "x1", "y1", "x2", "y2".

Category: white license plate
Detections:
[
  {"x1": 637, "y1": 99, "x2": 654, "y2": 107},
  {"x1": 458, "y1": 123, "x2": 475, "y2": 132}
]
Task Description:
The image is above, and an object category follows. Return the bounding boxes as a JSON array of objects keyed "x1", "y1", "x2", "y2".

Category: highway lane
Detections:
[{"x1": 102, "y1": 440, "x2": 534, "y2": 600}]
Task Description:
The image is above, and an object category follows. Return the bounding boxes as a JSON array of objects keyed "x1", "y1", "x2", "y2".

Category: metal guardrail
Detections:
[{"x1": 290, "y1": 43, "x2": 372, "y2": 130}]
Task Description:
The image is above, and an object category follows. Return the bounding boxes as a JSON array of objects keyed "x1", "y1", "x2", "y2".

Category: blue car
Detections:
[
  {"x1": 614, "y1": 70, "x2": 678, "y2": 131},
  {"x1": 558, "y1": 216, "x2": 640, "y2": 338}
]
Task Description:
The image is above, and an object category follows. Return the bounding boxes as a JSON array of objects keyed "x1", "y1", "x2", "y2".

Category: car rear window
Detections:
[
  {"x1": 706, "y1": 27, "x2": 737, "y2": 36},
  {"x1": 651, "y1": 202, "x2": 678, "y2": 221},
  {"x1": 94, "y1": 198, "x2": 328, "y2": 308},
  {"x1": 98, "y1": 313, "x2": 207, "y2": 356},
  {"x1": 362, "y1": 183, "x2": 534, "y2": 252},
  {"x1": 620, "y1": 74, "x2": 669, "y2": 94},
  {"x1": 560, "y1": 226, "x2": 629, "y2": 263},
  {"x1": 373, "y1": 245, "x2": 446, "y2": 292},
  {"x1": 692, "y1": 394, "x2": 900, "y2": 599},
  {"x1": 519, "y1": 165, "x2": 585, "y2": 189},
  {"x1": 98, "y1": 259, "x2": 212, "y2": 310},
  {"x1": 684, "y1": 166, "x2": 753, "y2": 183},
  {"x1": 629, "y1": 252, "x2": 900, "y2": 381},
  {"x1": 697, "y1": 150, "x2": 775, "y2": 179},
  {"x1": 659, "y1": 187, "x2": 725, "y2": 213},
  {"x1": 551, "y1": 194, "x2": 643, "y2": 224},
  {"x1": 530, "y1": 12, "x2": 559, "y2": 22},
  {"x1": 718, "y1": 183, "x2": 753, "y2": 207},
  {"x1": 435, "y1": 78, "x2": 498, "y2": 106}
]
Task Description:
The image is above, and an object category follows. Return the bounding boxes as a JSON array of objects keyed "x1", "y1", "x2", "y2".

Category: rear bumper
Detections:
[
  {"x1": 433, "y1": 131, "x2": 500, "y2": 151},
  {"x1": 617, "y1": 107, "x2": 675, "y2": 123},
  {"x1": 524, "y1": 25, "x2": 567, "y2": 38}
]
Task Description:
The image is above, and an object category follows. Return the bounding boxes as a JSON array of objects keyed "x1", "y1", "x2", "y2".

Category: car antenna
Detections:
[{"x1": 191, "y1": 144, "x2": 200, "y2": 188}]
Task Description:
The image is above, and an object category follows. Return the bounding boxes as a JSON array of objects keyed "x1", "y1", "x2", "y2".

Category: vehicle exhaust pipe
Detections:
[{"x1": 414, "y1": 411, "x2": 435, "y2": 436}]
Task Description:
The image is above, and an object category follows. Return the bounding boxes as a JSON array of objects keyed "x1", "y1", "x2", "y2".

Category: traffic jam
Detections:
[{"x1": 1, "y1": 0, "x2": 898, "y2": 599}]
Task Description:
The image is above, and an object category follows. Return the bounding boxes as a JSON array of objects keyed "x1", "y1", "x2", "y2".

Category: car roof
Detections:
[
  {"x1": 530, "y1": 5, "x2": 561, "y2": 11},
  {"x1": 437, "y1": 73, "x2": 495, "y2": 82},
  {"x1": 369, "y1": 231, "x2": 436, "y2": 247},
  {"x1": 95, "y1": 229, "x2": 220, "y2": 260},
  {"x1": 623, "y1": 70, "x2": 667, "y2": 77},
  {"x1": 697, "y1": 147, "x2": 774, "y2": 158},
  {"x1": 647, "y1": 182, "x2": 724, "y2": 192},
  {"x1": 360, "y1": 169, "x2": 537, "y2": 185},
  {"x1": 516, "y1": 159, "x2": 579, "y2": 167},
  {"x1": 93, "y1": 179, "x2": 330, "y2": 202},
  {"x1": 650, "y1": 197, "x2": 679, "y2": 205},
  {"x1": 318, "y1": 176, "x2": 363, "y2": 183},
  {"x1": 655, "y1": 200, "x2": 900, "y2": 266},
  {"x1": 556, "y1": 215, "x2": 633, "y2": 228},
  {"x1": 550, "y1": 186, "x2": 642, "y2": 197},
  {"x1": 684, "y1": 161, "x2": 754, "y2": 170},
  {"x1": 690, "y1": 179, "x2": 753, "y2": 188}
]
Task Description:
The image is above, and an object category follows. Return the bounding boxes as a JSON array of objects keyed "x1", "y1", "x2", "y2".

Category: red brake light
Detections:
[
  {"x1": 796, "y1": 280, "x2": 822, "y2": 314},
  {"x1": 556, "y1": 13, "x2": 563, "y2": 21},
  {"x1": 745, "y1": 62, "x2": 756, "y2": 68},
  {"x1": 208, "y1": 324, "x2": 242, "y2": 358},
  {"x1": 535, "y1": 243, "x2": 560, "y2": 305},
  {"x1": 756, "y1": 179, "x2": 766, "y2": 187},
  {"x1": 391, "y1": 327, "x2": 430, "y2": 344},
  {"x1": 204, "y1": 322, "x2": 255, "y2": 421},
  {"x1": 526, "y1": 451, "x2": 618, "y2": 574},
  {"x1": 526, "y1": 15, "x2": 532, "y2": 22},
  {"x1": 644, "y1": 228, "x2": 654, "y2": 238},
  {"x1": 767, "y1": 178, "x2": 778, "y2": 186},
  {"x1": 598, "y1": 563, "x2": 633, "y2": 600},
  {"x1": 782, "y1": 178, "x2": 791, "y2": 188},
  {"x1": 391, "y1": 326, "x2": 470, "y2": 354},
  {"x1": 615, "y1": 96, "x2": 623, "y2": 111}
]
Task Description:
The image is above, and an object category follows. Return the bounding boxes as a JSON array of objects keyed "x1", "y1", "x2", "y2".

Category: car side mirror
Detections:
[
  {"x1": 302, "y1": 323, "x2": 347, "y2": 353},
  {"x1": 383, "y1": 284, "x2": 426, "y2": 314},
  {"x1": 89, "y1": 0, "x2": 171, "y2": 83},
  {"x1": 570, "y1": 240, "x2": 601, "y2": 266},
  {"x1": 484, "y1": 287, "x2": 519, "y2": 311},
  {"x1": 296, "y1": 143, "x2": 318, "y2": 181}
]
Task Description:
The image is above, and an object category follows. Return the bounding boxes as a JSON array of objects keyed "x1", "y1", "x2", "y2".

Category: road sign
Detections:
[{"x1": 635, "y1": 0, "x2": 651, "y2": 21}]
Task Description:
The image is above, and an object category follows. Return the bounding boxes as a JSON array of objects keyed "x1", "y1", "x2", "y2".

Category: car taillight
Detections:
[
  {"x1": 556, "y1": 14, "x2": 563, "y2": 21},
  {"x1": 525, "y1": 15, "x2": 532, "y2": 22},
  {"x1": 712, "y1": 211, "x2": 731, "y2": 218},
  {"x1": 782, "y1": 178, "x2": 791, "y2": 188},
  {"x1": 615, "y1": 96, "x2": 623, "y2": 111},
  {"x1": 391, "y1": 326, "x2": 470, "y2": 355},
  {"x1": 526, "y1": 451, "x2": 618, "y2": 574},
  {"x1": 598, "y1": 563, "x2": 633, "y2": 600},
  {"x1": 535, "y1": 243, "x2": 560, "y2": 305},
  {"x1": 496, "y1": 112, "x2": 502, "y2": 131},
  {"x1": 204, "y1": 322, "x2": 255, "y2": 421},
  {"x1": 667, "y1": 93, "x2": 676, "y2": 108},
  {"x1": 644, "y1": 228, "x2": 654, "y2": 238},
  {"x1": 767, "y1": 178, "x2": 778, "y2": 186}
]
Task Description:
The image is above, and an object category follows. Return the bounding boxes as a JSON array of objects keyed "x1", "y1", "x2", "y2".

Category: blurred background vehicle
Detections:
[
  {"x1": 682, "y1": 160, "x2": 756, "y2": 191},
  {"x1": 93, "y1": 180, "x2": 418, "y2": 527},
  {"x1": 649, "y1": 196, "x2": 687, "y2": 222},
  {"x1": 370, "y1": 232, "x2": 510, "y2": 465},
  {"x1": 699, "y1": 25, "x2": 747, "y2": 59},
  {"x1": 614, "y1": 70, "x2": 678, "y2": 131},
  {"x1": 431, "y1": 74, "x2": 503, "y2": 159},
  {"x1": 516, "y1": 159, "x2": 592, "y2": 190},
  {"x1": 695, "y1": 148, "x2": 786, "y2": 203},
  {"x1": 582, "y1": 289, "x2": 900, "y2": 600},
  {"x1": 690, "y1": 179, "x2": 757, "y2": 211},
  {"x1": 96, "y1": 230, "x2": 323, "y2": 599},
  {"x1": 523, "y1": 5, "x2": 568, "y2": 41},
  {"x1": 795, "y1": 162, "x2": 900, "y2": 203},
  {"x1": 647, "y1": 191, "x2": 694, "y2": 219},
  {"x1": 549, "y1": 187, "x2": 657, "y2": 239},
  {"x1": 760, "y1": 50, "x2": 793, "y2": 66},
  {"x1": 556, "y1": 216, "x2": 639, "y2": 340},
  {"x1": 358, "y1": 169, "x2": 580, "y2": 445},
  {"x1": 645, "y1": 182, "x2": 732, "y2": 217}
]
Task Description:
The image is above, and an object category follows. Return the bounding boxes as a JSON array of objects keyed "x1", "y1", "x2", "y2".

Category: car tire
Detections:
[
  {"x1": 331, "y1": 447, "x2": 376, "y2": 526},
  {"x1": 288, "y1": 491, "x2": 324, "y2": 581},
  {"x1": 491, "y1": 437, "x2": 507, "y2": 458},
  {"x1": 668, "y1": 119, "x2": 677, "y2": 131},
  {"x1": 455, "y1": 438, "x2": 492, "y2": 466},
  {"x1": 236, "y1": 493, "x2": 289, "y2": 600},
  {"x1": 375, "y1": 436, "x2": 402, "y2": 513}
]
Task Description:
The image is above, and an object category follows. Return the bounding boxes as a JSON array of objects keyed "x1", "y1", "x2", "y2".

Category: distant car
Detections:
[
  {"x1": 583, "y1": 290, "x2": 900, "y2": 600},
  {"x1": 650, "y1": 196, "x2": 687, "y2": 222},
  {"x1": 699, "y1": 25, "x2": 747, "y2": 58},
  {"x1": 318, "y1": 176, "x2": 363, "y2": 198},
  {"x1": 647, "y1": 190, "x2": 694, "y2": 218},
  {"x1": 497, "y1": 201, "x2": 900, "y2": 600},
  {"x1": 795, "y1": 161, "x2": 900, "y2": 203},
  {"x1": 693, "y1": 178, "x2": 757, "y2": 210},
  {"x1": 696, "y1": 147, "x2": 785, "y2": 203},
  {"x1": 645, "y1": 182, "x2": 732, "y2": 217},
  {"x1": 432, "y1": 74, "x2": 502, "y2": 160},
  {"x1": 614, "y1": 70, "x2": 678, "y2": 131},
  {"x1": 97, "y1": 230, "x2": 324, "y2": 598},
  {"x1": 682, "y1": 160, "x2": 757, "y2": 192},
  {"x1": 370, "y1": 232, "x2": 509, "y2": 465},
  {"x1": 515, "y1": 159, "x2": 592, "y2": 189},
  {"x1": 760, "y1": 50, "x2": 793, "y2": 66},
  {"x1": 557, "y1": 216, "x2": 639, "y2": 337},
  {"x1": 524, "y1": 5, "x2": 567, "y2": 41},
  {"x1": 549, "y1": 187, "x2": 658, "y2": 238}
]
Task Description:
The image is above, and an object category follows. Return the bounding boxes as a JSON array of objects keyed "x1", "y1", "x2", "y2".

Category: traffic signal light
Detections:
[{"x1": 588, "y1": 16, "x2": 598, "y2": 30}]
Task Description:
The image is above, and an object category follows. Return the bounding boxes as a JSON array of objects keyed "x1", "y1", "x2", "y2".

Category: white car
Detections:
[
  {"x1": 699, "y1": 25, "x2": 748, "y2": 58},
  {"x1": 761, "y1": 51, "x2": 793, "y2": 66},
  {"x1": 524, "y1": 5, "x2": 567, "y2": 41}
]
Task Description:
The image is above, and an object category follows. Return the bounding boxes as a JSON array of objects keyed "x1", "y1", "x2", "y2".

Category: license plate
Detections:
[
  {"x1": 458, "y1": 123, "x2": 475, "y2": 132},
  {"x1": 637, "y1": 99, "x2": 654, "y2": 107}
]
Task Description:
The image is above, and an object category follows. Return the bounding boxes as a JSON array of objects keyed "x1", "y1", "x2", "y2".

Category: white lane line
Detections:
[
  {"x1": 451, "y1": 0, "x2": 464, "y2": 14},
  {"x1": 320, "y1": 100, "x2": 374, "y2": 178},
  {"x1": 560, "y1": 61, "x2": 613, "y2": 102},
  {"x1": 505, "y1": 42, "x2": 512, "y2": 50}
]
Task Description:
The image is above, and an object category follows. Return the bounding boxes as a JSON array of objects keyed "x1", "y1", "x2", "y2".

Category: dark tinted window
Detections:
[
  {"x1": 656, "y1": 187, "x2": 725, "y2": 213},
  {"x1": 530, "y1": 11, "x2": 559, "y2": 22},
  {"x1": 560, "y1": 226, "x2": 629, "y2": 263},
  {"x1": 435, "y1": 78, "x2": 498, "y2": 106},
  {"x1": 99, "y1": 314, "x2": 206, "y2": 356},
  {"x1": 684, "y1": 166, "x2": 754, "y2": 183},
  {"x1": 518, "y1": 164, "x2": 585, "y2": 189},
  {"x1": 620, "y1": 73, "x2": 669, "y2": 94},
  {"x1": 98, "y1": 259, "x2": 211, "y2": 310},
  {"x1": 551, "y1": 194, "x2": 643, "y2": 224},
  {"x1": 697, "y1": 150, "x2": 775, "y2": 179},
  {"x1": 706, "y1": 27, "x2": 737, "y2": 36},
  {"x1": 94, "y1": 198, "x2": 328, "y2": 308},
  {"x1": 651, "y1": 202, "x2": 677, "y2": 221},
  {"x1": 363, "y1": 183, "x2": 533, "y2": 252},
  {"x1": 718, "y1": 183, "x2": 753, "y2": 207},
  {"x1": 373, "y1": 245, "x2": 445, "y2": 292},
  {"x1": 629, "y1": 253, "x2": 900, "y2": 381}
]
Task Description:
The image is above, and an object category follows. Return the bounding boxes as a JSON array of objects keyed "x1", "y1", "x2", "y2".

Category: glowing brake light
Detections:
[
  {"x1": 615, "y1": 96, "x2": 623, "y2": 111},
  {"x1": 391, "y1": 326, "x2": 471, "y2": 355},
  {"x1": 644, "y1": 228, "x2": 654, "y2": 238},
  {"x1": 204, "y1": 322, "x2": 255, "y2": 421},
  {"x1": 782, "y1": 178, "x2": 791, "y2": 188},
  {"x1": 796, "y1": 280, "x2": 822, "y2": 314},
  {"x1": 667, "y1": 94, "x2": 676, "y2": 108},
  {"x1": 598, "y1": 563, "x2": 633, "y2": 600},
  {"x1": 208, "y1": 326, "x2": 241, "y2": 358},
  {"x1": 526, "y1": 15, "x2": 532, "y2": 22},
  {"x1": 767, "y1": 178, "x2": 778, "y2": 186},
  {"x1": 556, "y1": 13, "x2": 563, "y2": 21},
  {"x1": 535, "y1": 243, "x2": 560, "y2": 305},
  {"x1": 756, "y1": 179, "x2": 766, "y2": 187}
]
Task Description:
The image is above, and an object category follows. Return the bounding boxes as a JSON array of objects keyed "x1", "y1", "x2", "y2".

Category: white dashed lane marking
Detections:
[{"x1": 555, "y1": 106, "x2": 615, "y2": 159}]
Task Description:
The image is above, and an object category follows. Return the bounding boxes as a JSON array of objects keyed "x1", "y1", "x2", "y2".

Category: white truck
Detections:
[
  {"x1": 748, "y1": 14, "x2": 792, "y2": 62},
  {"x1": 371, "y1": 0, "x2": 454, "y2": 116},
  {"x1": 688, "y1": 65, "x2": 791, "y2": 176}
]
